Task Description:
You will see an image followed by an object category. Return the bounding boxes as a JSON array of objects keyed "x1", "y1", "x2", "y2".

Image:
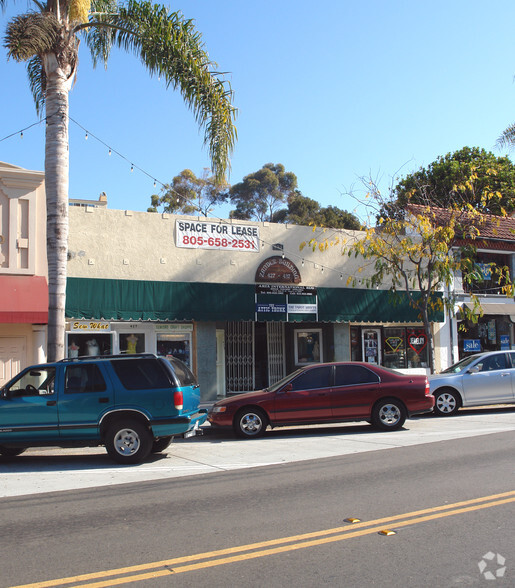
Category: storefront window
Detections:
[
  {"x1": 406, "y1": 329, "x2": 429, "y2": 368},
  {"x1": 119, "y1": 333, "x2": 146, "y2": 354},
  {"x1": 157, "y1": 333, "x2": 191, "y2": 367},
  {"x1": 66, "y1": 333, "x2": 112, "y2": 357},
  {"x1": 383, "y1": 328, "x2": 406, "y2": 369},
  {"x1": 350, "y1": 327, "x2": 362, "y2": 361},
  {"x1": 458, "y1": 316, "x2": 512, "y2": 358},
  {"x1": 294, "y1": 329, "x2": 322, "y2": 365}
]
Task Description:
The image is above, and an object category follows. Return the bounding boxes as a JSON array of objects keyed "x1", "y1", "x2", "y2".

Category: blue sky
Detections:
[{"x1": 1, "y1": 0, "x2": 515, "y2": 222}]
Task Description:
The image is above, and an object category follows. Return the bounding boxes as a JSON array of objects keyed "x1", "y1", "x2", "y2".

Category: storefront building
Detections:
[
  {"x1": 0, "y1": 162, "x2": 48, "y2": 386},
  {"x1": 66, "y1": 206, "x2": 445, "y2": 400}
]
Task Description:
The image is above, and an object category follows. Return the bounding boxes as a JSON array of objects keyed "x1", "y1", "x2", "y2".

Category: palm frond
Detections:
[
  {"x1": 80, "y1": 0, "x2": 118, "y2": 67},
  {"x1": 27, "y1": 54, "x2": 46, "y2": 115},
  {"x1": 497, "y1": 123, "x2": 515, "y2": 150},
  {"x1": 4, "y1": 12, "x2": 59, "y2": 62},
  {"x1": 88, "y1": 0, "x2": 236, "y2": 182}
]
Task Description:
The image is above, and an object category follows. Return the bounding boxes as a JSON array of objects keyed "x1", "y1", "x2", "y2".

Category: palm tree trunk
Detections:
[{"x1": 44, "y1": 53, "x2": 73, "y2": 362}]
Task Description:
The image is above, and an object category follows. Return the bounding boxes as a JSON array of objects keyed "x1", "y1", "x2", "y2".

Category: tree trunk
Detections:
[{"x1": 44, "y1": 53, "x2": 73, "y2": 362}]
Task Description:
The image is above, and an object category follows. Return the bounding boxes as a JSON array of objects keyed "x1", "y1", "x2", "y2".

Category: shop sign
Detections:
[
  {"x1": 71, "y1": 320, "x2": 110, "y2": 332},
  {"x1": 256, "y1": 303, "x2": 287, "y2": 313},
  {"x1": 256, "y1": 284, "x2": 316, "y2": 296},
  {"x1": 500, "y1": 335, "x2": 510, "y2": 350},
  {"x1": 463, "y1": 339, "x2": 481, "y2": 353},
  {"x1": 385, "y1": 336, "x2": 403, "y2": 352},
  {"x1": 287, "y1": 303, "x2": 317, "y2": 314},
  {"x1": 408, "y1": 332, "x2": 427, "y2": 354},
  {"x1": 175, "y1": 220, "x2": 259, "y2": 252},
  {"x1": 155, "y1": 324, "x2": 194, "y2": 332},
  {"x1": 255, "y1": 257, "x2": 301, "y2": 284}
]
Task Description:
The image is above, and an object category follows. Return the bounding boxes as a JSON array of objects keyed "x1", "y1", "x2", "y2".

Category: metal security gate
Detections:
[
  {"x1": 225, "y1": 322, "x2": 255, "y2": 394},
  {"x1": 267, "y1": 322, "x2": 285, "y2": 385}
]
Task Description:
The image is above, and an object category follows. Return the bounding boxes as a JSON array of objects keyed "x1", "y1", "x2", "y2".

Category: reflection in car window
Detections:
[
  {"x1": 475, "y1": 354, "x2": 507, "y2": 372},
  {"x1": 441, "y1": 354, "x2": 481, "y2": 374},
  {"x1": 290, "y1": 366, "x2": 332, "y2": 391},
  {"x1": 334, "y1": 365, "x2": 379, "y2": 386}
]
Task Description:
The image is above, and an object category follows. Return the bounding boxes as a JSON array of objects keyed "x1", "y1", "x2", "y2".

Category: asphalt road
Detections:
[{"x1": 0, "y1": 409, "x2": 514, "y2": 587}]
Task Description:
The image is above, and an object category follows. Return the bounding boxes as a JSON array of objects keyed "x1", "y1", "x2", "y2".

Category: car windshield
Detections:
[
  {"x1": 266, "y1": 368, "x2": 305, "y2": 393},
  {"x1": 441, "y1": 354, "x2": 481, "y2": 374}
]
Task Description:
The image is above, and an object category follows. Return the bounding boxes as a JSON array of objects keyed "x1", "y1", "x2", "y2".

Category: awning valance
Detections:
[
  {"x1": 0, "y1": 275, "x2": 48, "y2": 323},
  {"x1": 65, "y1": 278, "x2": 443, "y2": 324},
  {"x1": 463, "y1": 301, "x2": 515, "y2": 318}
]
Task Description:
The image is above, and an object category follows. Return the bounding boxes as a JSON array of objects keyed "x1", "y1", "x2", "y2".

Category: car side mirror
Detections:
[
  {"x1": 281, "y1": 383, "x2": 293, "y2": 393},
  {"x1": 468, "y1": 366, "x2": 480, "y2": 374},
  {"x1": 0, "y1": 388, "x2": 12, "y2": 400}
]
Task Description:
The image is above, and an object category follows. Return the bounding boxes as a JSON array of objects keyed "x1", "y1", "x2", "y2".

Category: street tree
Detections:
[
  {"x1": 275, "y1": 192, "x2": 361, "y2": 229},
  {"x1": 303, "y1": 176, "x2": 513, "y2": 373},
  {"x1": 382, "y1": 147, "x2": 515, "y2": 219},
  {"x1": 2, "y1": 0, "x2": 237, "y2": 360},
  {"x1": 229, "y1": 163, "x2": 297, "y2": 222},
  {"x1": 148, "y1": 169, "x2": 229, "y2": 216}
]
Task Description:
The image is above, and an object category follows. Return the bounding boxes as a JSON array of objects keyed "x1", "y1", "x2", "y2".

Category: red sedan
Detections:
[{"x1": 208, "y1": 362, "x2": 434, "y2": 438}]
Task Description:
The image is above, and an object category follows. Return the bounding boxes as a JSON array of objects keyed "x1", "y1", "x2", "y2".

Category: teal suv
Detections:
[{"x1": 0, "y1": 354, "x2": 207, "y2": 464}]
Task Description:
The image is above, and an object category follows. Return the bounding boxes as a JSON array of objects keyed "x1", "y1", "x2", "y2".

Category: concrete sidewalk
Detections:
[{"x1": 1, "y1": 408, "x2": 514, "y2": 498}]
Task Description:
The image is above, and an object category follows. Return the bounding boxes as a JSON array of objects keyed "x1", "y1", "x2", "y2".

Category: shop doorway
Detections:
[
  {"x1": 362, "y1": 328, "x2": 381, "y2": 364},
  {"x1": 225, "y1": 322, "x2": 254, "y2": 394}
]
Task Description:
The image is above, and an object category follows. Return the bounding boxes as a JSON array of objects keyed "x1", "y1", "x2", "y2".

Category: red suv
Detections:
[{"x1": 208, "y1": 362, "x2": 434, "y2": 438}]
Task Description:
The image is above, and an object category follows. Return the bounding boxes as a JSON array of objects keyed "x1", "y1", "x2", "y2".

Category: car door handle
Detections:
[
  {"x1": 47, "y1": 400, "x2": 56, "y2": 406},
  {"x1": 501, "y1": 373, "x2": 510, "y2": 377},
  {"x1": 98, "y1": 397, "x2": 110, "y2": 403}
]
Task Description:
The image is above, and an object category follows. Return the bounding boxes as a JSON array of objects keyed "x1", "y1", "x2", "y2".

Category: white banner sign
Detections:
[
  {"x1": 287, "y1": 304, "x2": 318, "y2": 314},
  {"x1": 175, "y1": 220, "x2": 260, "y2": 252}
]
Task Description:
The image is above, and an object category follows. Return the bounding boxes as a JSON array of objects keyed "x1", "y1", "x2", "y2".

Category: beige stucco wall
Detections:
[{"x1": 67, "y1": 207, "x2": 374, "y2": 288}]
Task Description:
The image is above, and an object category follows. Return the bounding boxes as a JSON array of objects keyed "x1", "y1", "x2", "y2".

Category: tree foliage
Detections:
[
  {"x1": 383, "y1": 147, "x2": 515, "y2": 219},
  {"x1": 229, "y1": 163, "x2": 297, "y2": 222},
  {"x1": 274, "y1": 192, "x2": 361, "y2": 229},
  {"x1": 304, "y1": 174, "x2": 513, "y2": 373},
  {"x1": 148, "y1": 169, "x2": 228, "y2": 216}
]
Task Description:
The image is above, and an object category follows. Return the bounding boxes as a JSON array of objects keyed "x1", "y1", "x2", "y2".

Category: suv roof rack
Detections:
[{"x1": 59, "y1": 353, "x2": 158, "y2": 363}]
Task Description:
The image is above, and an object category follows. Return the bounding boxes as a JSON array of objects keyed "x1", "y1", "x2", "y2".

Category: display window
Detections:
[
  {"x1": 66, "y1": 333, "x2": 113, "y2": 357},
  {"x1": 351, "y1": 326, "x2": 429, "y2": 370},
  {"x1": 294, "y1": 329, "x2": 322, "y2": 365},
  {"x1": 383, "y1": 328, "x2": 406, "y2": 370},
  {"x1": 157, "y1": 333, "x2": 191, "y2": 367},
  {"x1": 119, "y1": 333, "x2": 146, "y2": 354}
]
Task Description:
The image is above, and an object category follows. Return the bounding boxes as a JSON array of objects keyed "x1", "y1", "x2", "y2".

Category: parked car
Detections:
[
  {"x1": 430, "y1": 350, "x2": 515, "y2": 416},
  {"x1": 208, "y1": 362, "x2": 433, "y2": 438},
  {"x1": 0, "y1": 354, "x2": 207, "y2": 464}
]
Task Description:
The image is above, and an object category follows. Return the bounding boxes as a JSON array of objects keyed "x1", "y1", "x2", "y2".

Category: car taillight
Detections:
[
  {"x1": 174, "y1": 390, "x2": 183, "y2": 410},
  {"x1": 424, "y1": 378, "x2": 431, "y2": 395}
]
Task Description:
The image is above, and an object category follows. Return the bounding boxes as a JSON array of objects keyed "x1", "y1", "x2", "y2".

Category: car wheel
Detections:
[
  {"x1": 371, "y1": 398, "x2": 406, "y2": 430},
  {"x1": 234, "y1": 408, "x2": 268, "y2": 438},
  {"x1": 433, "y1": 388, "x2": 460, "y2": 416},
  {"x1": 0, "y1": 446, "x2": 26, "y2": 457},
  {"x1": 151, "y1": 436, "x2": 173, "y2": 453},
  {"x1": 105, "y1": 420, "x2": 152, "y2": 464}
]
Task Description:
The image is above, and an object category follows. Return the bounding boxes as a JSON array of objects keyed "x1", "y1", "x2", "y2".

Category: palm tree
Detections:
[{"x1": 2, "y1": 0, "x2": 237, "y2": 361}]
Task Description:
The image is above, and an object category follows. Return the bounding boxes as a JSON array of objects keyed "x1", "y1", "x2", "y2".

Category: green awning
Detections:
[
  {"x1": 66, "y1": 278, "x2": 254, "y2": 321},
  {"x1": 317, "y1": 288, "x2": 443, "y2": 323},
  {"x1": 66, "y1": 278, "x2": 443, "y2": 323}
]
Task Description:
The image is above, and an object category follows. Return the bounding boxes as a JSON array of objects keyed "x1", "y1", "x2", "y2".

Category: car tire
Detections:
[
  {"x1": 151, "y1": 436, "x2": 173, "y2": 453},
  {"x1": 433, "y1": 388, "x2": 460, "y2": 416},
  {"x1": 234, "y1": 408, "x2": 268, "y2": 438},
  {"x1": 371, "y1": 398, "x2": 407, "y2": 430},
  {"x1": 105, "y1": 420, "x2": 152, "y2": 464},
  {"x1": 0, "y1": 446, "x2": 26, "y2": 457}
]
